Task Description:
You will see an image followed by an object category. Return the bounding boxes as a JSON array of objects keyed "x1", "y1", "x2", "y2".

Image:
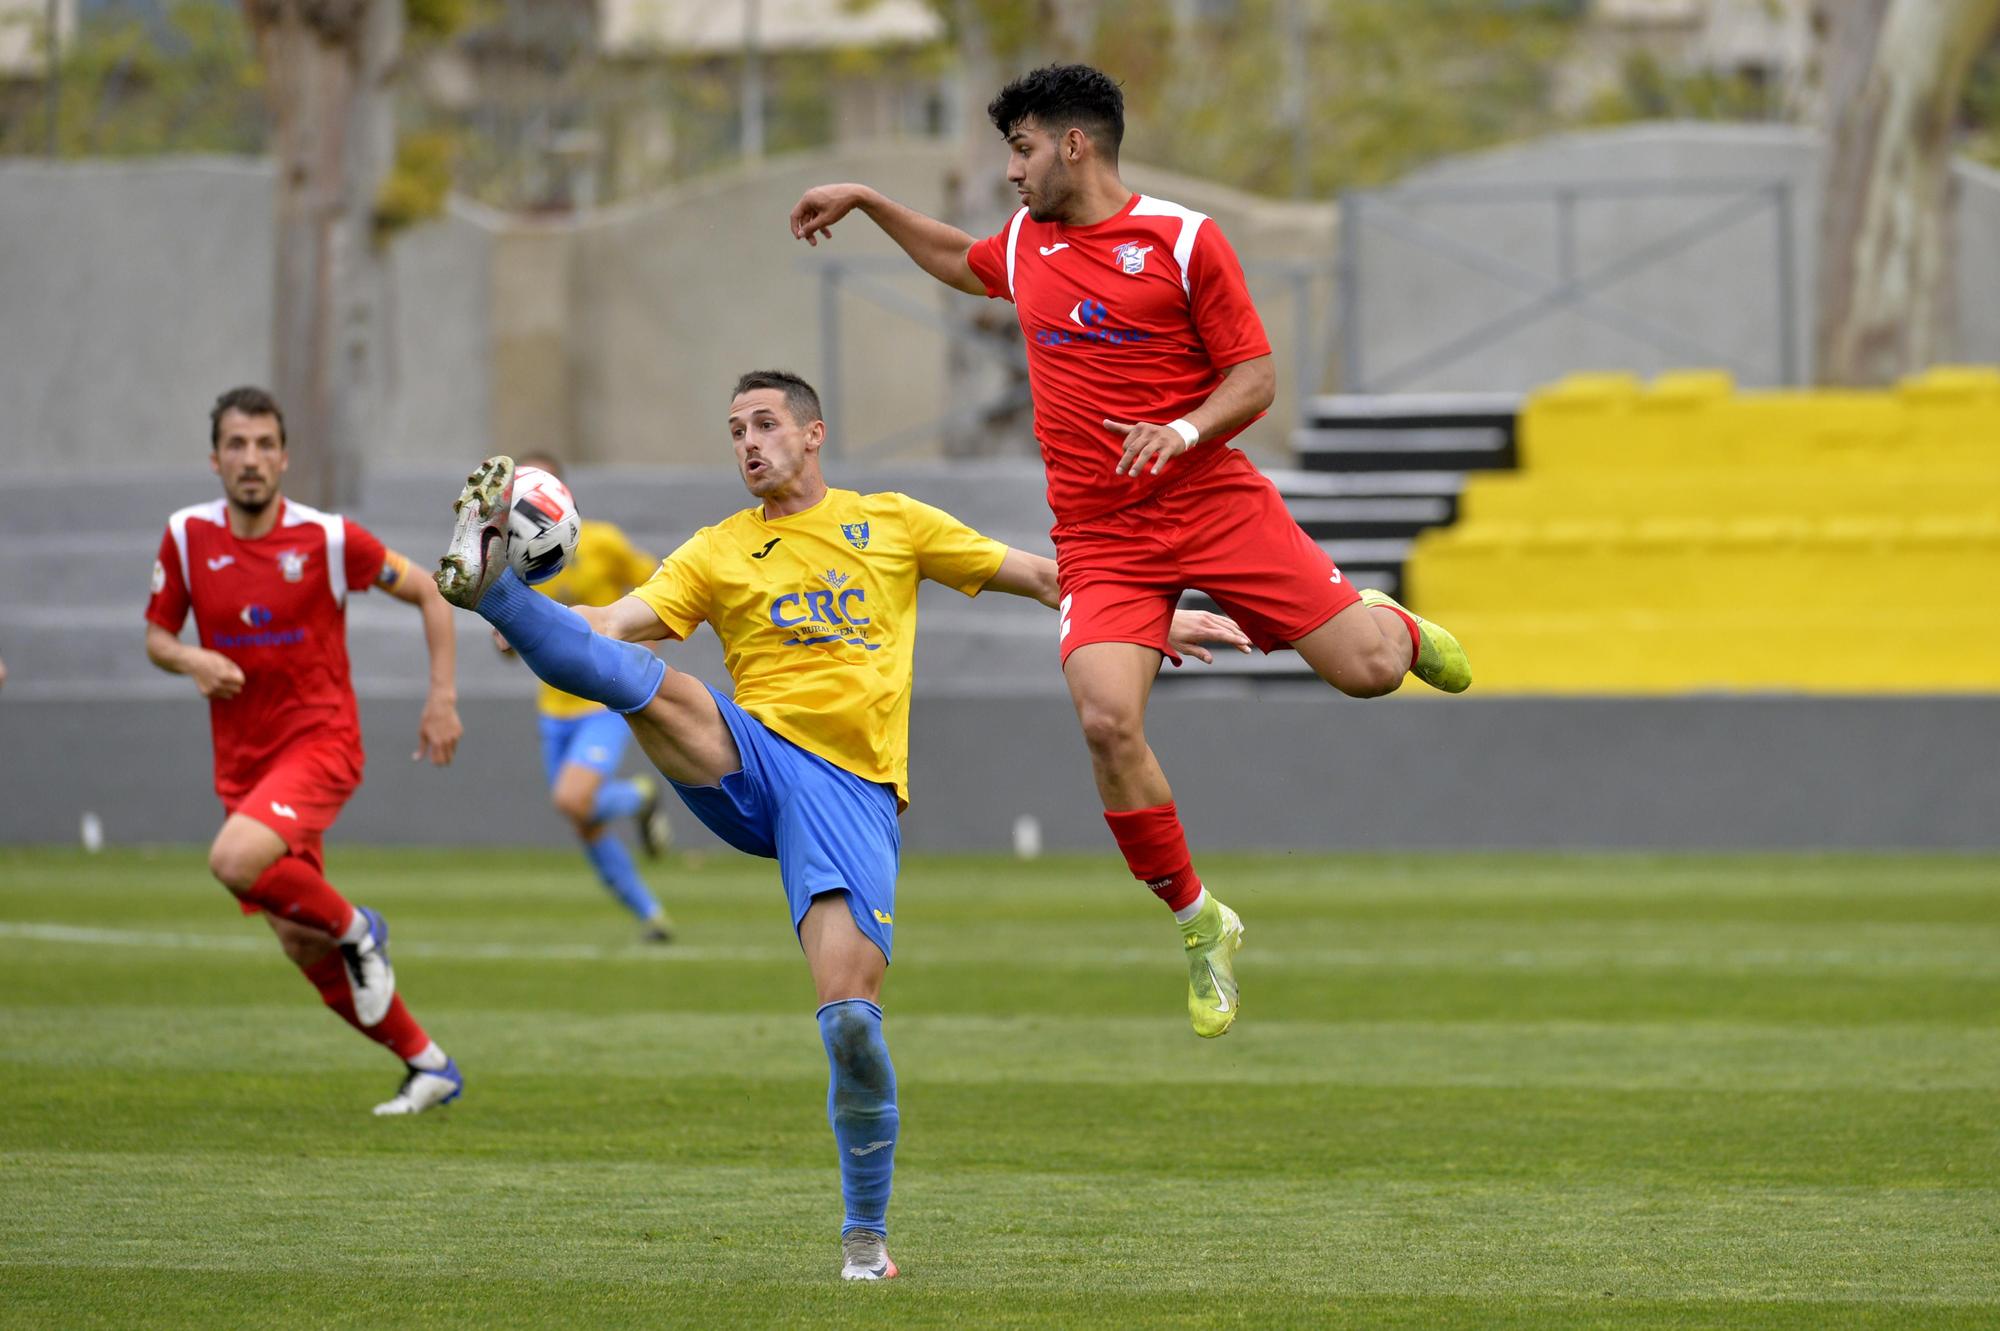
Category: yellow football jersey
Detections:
[
  {"x1": 633, "y1": 488, "x2": 1007, "y2": 807},
  {"x1": 534, "y1": 519, "x2": 659, "y2": 719}
]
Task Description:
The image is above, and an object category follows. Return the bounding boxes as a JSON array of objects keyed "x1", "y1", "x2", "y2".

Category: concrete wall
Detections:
[
  {"x1": 0, "y1": 145, "x2": 1331, "y2": 479},
  {"x1": 0, "y1": 157, "x2": 495, "y2": 475},
  {"x1": 4, "y1": 694, "x2": 1996, "y2": 852},
  {"x1": 1345, "y1": 123, "x2": 2000, "y2": 392}
]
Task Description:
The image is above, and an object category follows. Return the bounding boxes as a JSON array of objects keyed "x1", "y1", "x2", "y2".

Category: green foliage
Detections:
[
  {"x1": 1078, "y1": 0, "x2": 1581, "y2": 197},
  {"x1": 404, "y1": 0, "x2": 475, "y2": 43},
  {"x1": 0, "y1": 0, "x2": 264, "y2": 158},
  {"x1": 1587, "y1": 48, "x2": 1784, "y2": 126},
  {"x1": 373, "y1": 128, "x2": 456, "y2": 238}
]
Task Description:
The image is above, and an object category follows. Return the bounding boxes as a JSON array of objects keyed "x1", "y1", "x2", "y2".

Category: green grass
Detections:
[{"x1": 2, "y1": 846, "x2": 1997, "y2": 1328}]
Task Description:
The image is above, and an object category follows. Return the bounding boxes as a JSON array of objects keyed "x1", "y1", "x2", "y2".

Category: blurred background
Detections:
[{"x1": 1, "y1": 0, "x2": 1996, "y2": 852}]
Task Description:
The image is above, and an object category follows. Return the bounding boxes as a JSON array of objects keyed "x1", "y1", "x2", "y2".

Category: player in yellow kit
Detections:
[
  {"x1": 435, "y1": 369, "x2": 1245, "y2": 1281},
  {"x1": 500, "y1": 454, "x2": 674, "y2": 941}
]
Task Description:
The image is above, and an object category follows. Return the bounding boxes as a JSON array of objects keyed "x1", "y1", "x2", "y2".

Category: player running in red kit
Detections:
[
  {"x1": 144, "y1": 386, "x2": 467, "y2": 1113},
  {"x1": 789, "y1": 64, "x2": 1471, "y2": 1038}
]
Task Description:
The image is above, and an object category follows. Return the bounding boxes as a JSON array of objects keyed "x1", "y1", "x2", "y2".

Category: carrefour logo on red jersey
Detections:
[
  {"x1": 1036, "y1": 297, "x2": 1152, "y2": 347},
  {"x1": 212, "y1": 603, "x2": 308, "y2": 648}
]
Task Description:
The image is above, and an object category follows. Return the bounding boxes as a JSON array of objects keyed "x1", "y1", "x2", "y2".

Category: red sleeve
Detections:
[
  {"x1": 144, "y1": 526, "x2": 190, "y2": 633},
  {"x1": 1186, "y1": 223, "x2": 1272, "y2": 371},
  {"x1": 966, "y1": 226, "x2": 1013, "y2": 302},
  {"x1": 343, "y1": 518, "x2": 389, "y2": 594}
]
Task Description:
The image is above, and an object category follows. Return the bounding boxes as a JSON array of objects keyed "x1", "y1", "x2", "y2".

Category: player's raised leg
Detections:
[
  {"x1": 208, "y1": 813, "x2": 397, "y2": 1026},
  {"x1": 1064, "y1": 641, "x2": 1242, "y2": 1038},
  {"x1": 800, "y1": 895, "x2": 899, "y2": 1281}
]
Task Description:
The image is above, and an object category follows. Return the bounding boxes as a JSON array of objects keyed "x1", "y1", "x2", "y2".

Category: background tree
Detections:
[{"x1": 1814, "y1": 0, "x2": 2000, "y2": 385}]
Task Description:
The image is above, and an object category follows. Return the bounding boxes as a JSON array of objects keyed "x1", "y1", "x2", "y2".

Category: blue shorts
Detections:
[
  {"x1": 671, "y1": 686, "x2": 901, "y2": 963},
  {"x1": 538, "y1": 710, "x2": 632, "y2": 787}
]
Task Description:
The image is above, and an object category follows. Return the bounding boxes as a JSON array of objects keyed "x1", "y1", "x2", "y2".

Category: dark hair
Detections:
[
  {"x1": 988, "y1": 64, "x2": 1124, "y2": 159},
  {"x1": 731, "y1": 369, "x2": 823, "y2": 427},
  {"x1": 518, "y1": 450, "x2": 565, "y2": 480},
  {"x1": 209, "y1": 386, "x2": 286, "y2": 449}
]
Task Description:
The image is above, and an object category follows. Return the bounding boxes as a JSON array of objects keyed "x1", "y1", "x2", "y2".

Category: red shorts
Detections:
[
  {"x1": 218, "y1": 741, "x2": 362, "y2": 901},
  {"x1": 1054, "y1": 453, "x2": 1361, "y2": 663}
]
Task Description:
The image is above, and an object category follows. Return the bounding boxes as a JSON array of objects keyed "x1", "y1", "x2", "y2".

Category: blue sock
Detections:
[
  {"x1": 477, "y1": 569, "x2": 665, "y2": 714},
  {"x1": 817, "y1": 998, "x2": 898, "y2": 1236},
  {"x1": 582, "y1": 833, "x2": 662, "y2": 922},
  {"x1": 591, "y1": 778, "x2": 645, "y2": 824}
]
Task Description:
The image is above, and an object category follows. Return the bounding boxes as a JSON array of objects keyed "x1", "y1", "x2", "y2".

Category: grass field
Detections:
[{"x1": 2, "y1": 845, "x2": 1997, "y2": 1328}]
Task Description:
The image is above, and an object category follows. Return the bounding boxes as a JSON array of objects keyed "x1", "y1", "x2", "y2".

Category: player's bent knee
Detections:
[
  {"x1": 1075, "y1": 702, "x2": 1146, "y2": 762},
  {"x1": 207, "y1": 842, "x2": 268, "y2": 893}
]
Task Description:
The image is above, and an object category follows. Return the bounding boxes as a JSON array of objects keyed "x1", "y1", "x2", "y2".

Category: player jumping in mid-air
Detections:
[
  {"x1": 789, "y1": 63, "x2": 1471, "y2": 1038},
  {"x1": 434, "y1": 370, "x2": 1244, "y2": 1280},
  {"x1": 145, "y1": 386, "x2": 467, "y2": 1115},
  {"x1": 497, "y1": 452, "x2": 676, "y2": 942}
]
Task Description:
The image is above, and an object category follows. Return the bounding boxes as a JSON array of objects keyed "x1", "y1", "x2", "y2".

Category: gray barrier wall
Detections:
[{"x1": 4, "y1": 694, "x2": 1995, "y2": 852}]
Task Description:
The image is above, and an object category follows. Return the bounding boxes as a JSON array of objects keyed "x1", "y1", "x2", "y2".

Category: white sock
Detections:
[
  {"x1": 407, "y1": 1041, "x2": 448, "y2": 1072},
  {"x1": 1172, "y1": 889, "x2": 1209, "y2": 926},
  {"x1": 337, "y1": 910, "x2": 369, "y2": 945}
]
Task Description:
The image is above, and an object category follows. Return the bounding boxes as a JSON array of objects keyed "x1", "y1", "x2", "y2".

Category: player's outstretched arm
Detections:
[
  {"x1": 577, "y1": 594, "x2": 678, "y2": 645},
  {"x1": 380, "y1": 549, "x2": 463, "y2": 765},
  {"x1": 144, "y1": 622, "x2": 243, "y2": 698},
  {"x1": 789, "y1": 183, "x2": 985, "y2": 296}
]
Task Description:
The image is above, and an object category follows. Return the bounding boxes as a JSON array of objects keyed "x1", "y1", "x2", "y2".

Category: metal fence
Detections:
[{"x1": 1336, "y1": 177, "x2": 1801, "y2": 393}]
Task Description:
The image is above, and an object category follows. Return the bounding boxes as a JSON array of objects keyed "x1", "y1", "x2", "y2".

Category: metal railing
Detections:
[{"x1": 1337, "y1": 177, "x2": 1801, "y2": 392}]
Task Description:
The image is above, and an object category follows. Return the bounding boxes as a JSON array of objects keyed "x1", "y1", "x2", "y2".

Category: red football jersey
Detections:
[
  {"x1": 966, "y1": 192, "x2": 1273, "y2": 526},
  {"x1": 145, "y1": 497, "x2": 388, "y2": 797}
]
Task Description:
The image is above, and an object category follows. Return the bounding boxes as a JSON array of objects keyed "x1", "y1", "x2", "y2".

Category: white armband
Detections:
[{"x1": 1166, "y1": 418, "x2": 1200, "y2": 446}]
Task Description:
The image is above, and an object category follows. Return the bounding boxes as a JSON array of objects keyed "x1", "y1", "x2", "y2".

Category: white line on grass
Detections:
[{"x1": 2, "y1": 919, "x2": 1994, "y2": 974}]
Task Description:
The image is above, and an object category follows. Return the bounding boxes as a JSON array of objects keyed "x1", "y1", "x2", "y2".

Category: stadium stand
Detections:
[{"x1": 1408, "y1": 367, "x2": 2000, "y2": 692}]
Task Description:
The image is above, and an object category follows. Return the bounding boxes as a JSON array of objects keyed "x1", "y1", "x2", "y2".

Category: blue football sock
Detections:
[
  {"x1": 817, "y1": 998, "x2": 898, "y2": 1236},
  {"x1": 477, "y1": 569, "x2": 664, "y2": 714},
  {"x1": 582, "y1": 832, "x2": 662, "y2": 922},
  {"x1": 591, "y1": 778, "x2": 645, "y2": 824}
]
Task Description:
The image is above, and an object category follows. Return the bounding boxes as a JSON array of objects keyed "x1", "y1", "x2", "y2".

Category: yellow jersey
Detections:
[
  {"x1": 633, "y1": 488, "x2": 1008, "y2": 807},
  {"x1": 534, "y1": 519, "x2": 659, "y2": 719}
]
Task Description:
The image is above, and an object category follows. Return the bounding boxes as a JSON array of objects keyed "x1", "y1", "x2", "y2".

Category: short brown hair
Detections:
[
  {"x1": 731, "y1": 369, "x2": 822, "y2": 427},
  {"x1": 209, "y1": 386, "x2": 286, "y2": 449}
]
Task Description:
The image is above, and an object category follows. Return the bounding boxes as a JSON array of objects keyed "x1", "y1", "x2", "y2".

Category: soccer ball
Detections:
[{"x1": 507, "y1": 465, "x2": 581, "y2": 585}]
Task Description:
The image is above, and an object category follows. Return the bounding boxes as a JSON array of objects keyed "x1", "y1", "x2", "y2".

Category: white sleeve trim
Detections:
[
  {"x1": 1131, "y1": 194, "x2": 1210, "y2": 297},
  {"x1": 1002, "y1": 206, "x2": 1029, "y2": 300},
  {"x1": 281, "y1": 499, "x2": 349, "y2": 605},
  {"x1": 165, "y1": 499, "x2": 228, "y2": 596}
]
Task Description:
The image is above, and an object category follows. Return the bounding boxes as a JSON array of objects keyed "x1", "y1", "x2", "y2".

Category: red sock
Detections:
[
  {"x1": 302, "y1": 953, "x2": 432, "y2": 1061},
  {"x1": 1103, "y1": 802, "x2": 1203, "y2": 912},
  {"x1": 244, "y1": 855, "x2": 355, "y2": 937},
  {"x1": 1376, "y1": 602, "x2": 1421, "y2": 668}
]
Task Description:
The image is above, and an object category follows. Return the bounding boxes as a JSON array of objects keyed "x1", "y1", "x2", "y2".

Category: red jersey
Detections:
[
  {"x1": 966, "y1": 192, "x2": 1273, "y2": 526},
  {"x1": 145, "y1": 497, "x2": 388, "y2": 797}
]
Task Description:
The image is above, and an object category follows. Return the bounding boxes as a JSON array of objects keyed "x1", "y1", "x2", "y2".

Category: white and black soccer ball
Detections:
[{"x1": 507, "y1": 465, "x2": 581, "y2": 585}]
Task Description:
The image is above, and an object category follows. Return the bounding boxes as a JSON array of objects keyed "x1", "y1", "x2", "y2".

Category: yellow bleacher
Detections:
[{"x1": 1407, "y1": 367, "x2": 2000, "y2": 693}]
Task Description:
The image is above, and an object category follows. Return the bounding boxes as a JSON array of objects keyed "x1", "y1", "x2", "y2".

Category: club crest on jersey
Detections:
[
  {"x1": 278, "y1": 549, "x2": 307, "y2": 582},
  {"x1": 1113, "y1": 242, "x2": 1153, "y2": 276},
  {"x1": 840, "y1": 522, "x2": 870, "y2": 551}
]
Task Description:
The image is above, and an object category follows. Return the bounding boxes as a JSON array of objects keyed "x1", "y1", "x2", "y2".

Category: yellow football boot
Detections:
[
  {"x1": 1360, "y1": 589, "x2": 1472, "y2": 694},
  {"x1": 1180, "y1": 895, "x2": 1244, "y2": 1038}
]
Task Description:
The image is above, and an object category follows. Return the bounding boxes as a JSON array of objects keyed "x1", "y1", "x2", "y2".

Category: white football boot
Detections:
[
  {"x1": 373, "y1": 1057, "x2": 464, "y2": 1116},
  {"x1": 339, "y1": 906, "x2": 396, "y2": 1028},
  {"x1": 839, "y1": 1230, "x2": 899, "y2": 1282},
  {"x1": 434, "y1": 455, "x2": 516, "y2": 609}
]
